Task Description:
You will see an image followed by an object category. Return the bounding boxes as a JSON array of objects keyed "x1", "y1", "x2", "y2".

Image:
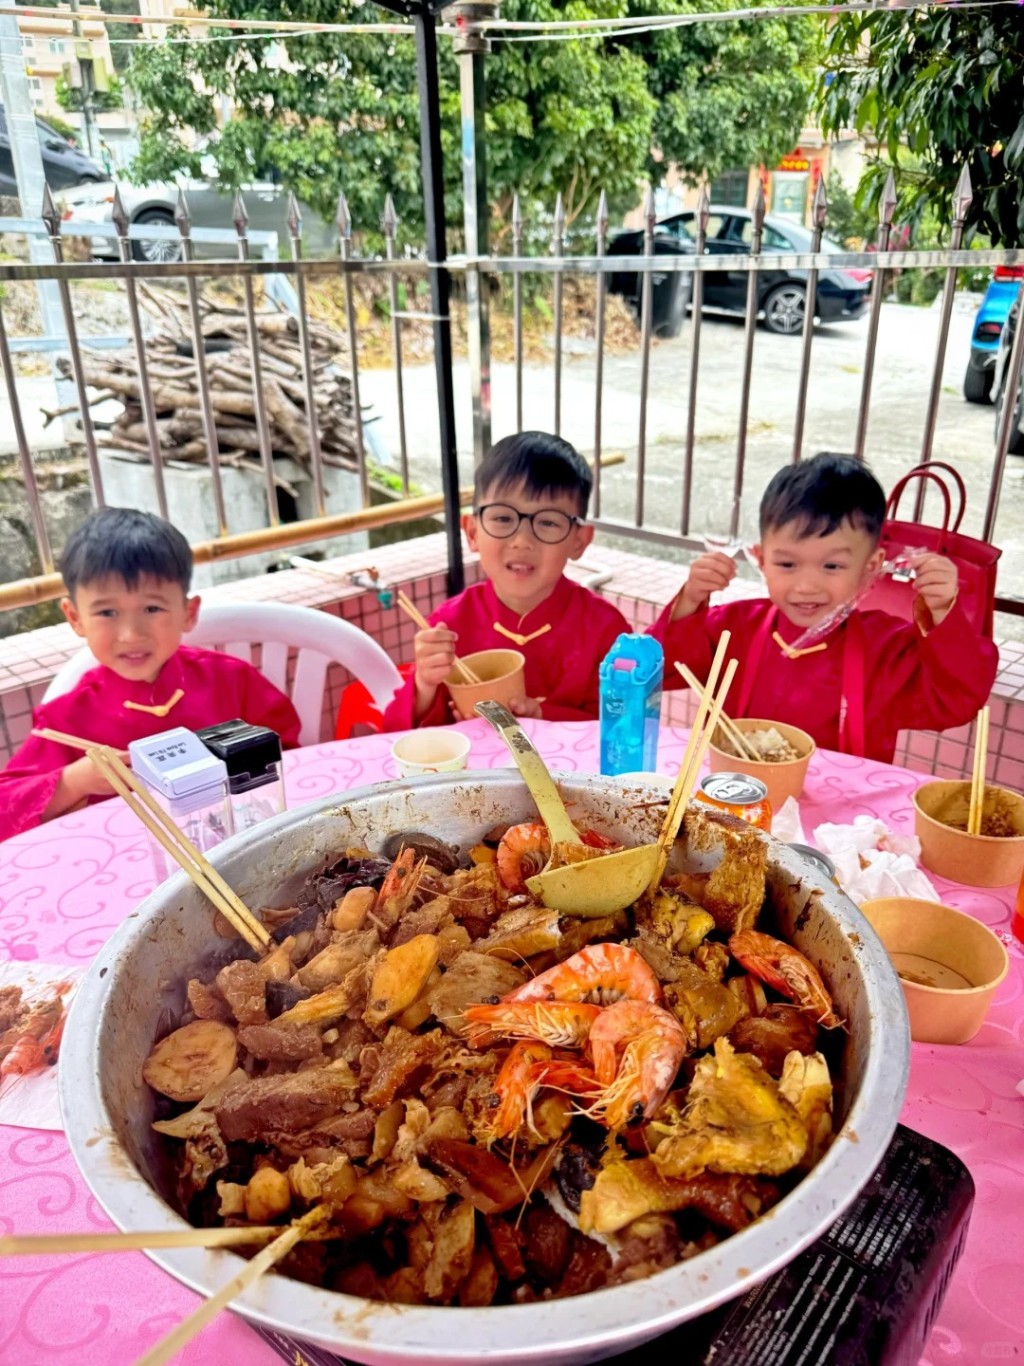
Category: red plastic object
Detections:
[{"x1": 335, "y1": 664, "x2": 414, "y2": 740}]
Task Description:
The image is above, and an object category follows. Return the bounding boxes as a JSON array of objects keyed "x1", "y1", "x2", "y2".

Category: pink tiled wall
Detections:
[{"x1": 1, "y1": 533, "x2": 1021, "y2": 792}]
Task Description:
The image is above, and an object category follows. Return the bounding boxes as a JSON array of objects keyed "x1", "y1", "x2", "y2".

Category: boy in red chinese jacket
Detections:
[
  {"x1": 1, "y1": 508, "x2": 300, "y2": 839},
  {"x1": 384, "y1": 431, "x2": 630, "y2": 729},
  {"x1": 653, "y1": 453, "x2": 997, "y2": 764}
]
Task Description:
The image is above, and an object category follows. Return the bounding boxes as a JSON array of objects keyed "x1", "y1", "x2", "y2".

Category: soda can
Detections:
[
  {"x1": 786, "y1": 842, "x2": 838, "y2": 885},
  {"x1": 695, "y1": 772, "x2": 772, "y2": 832}
]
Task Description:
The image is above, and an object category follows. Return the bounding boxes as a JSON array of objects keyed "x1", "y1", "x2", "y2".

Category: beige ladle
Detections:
[
  {"x1": 474, "y1": 635, "x2": 737, "y2": 917},
  {"x1": 474, "y1": 701, "x2": 659, "y2": 916}
]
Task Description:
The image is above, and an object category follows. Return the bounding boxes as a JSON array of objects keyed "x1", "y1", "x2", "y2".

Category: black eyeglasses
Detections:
[{"x1": 476, "y1": 503, "x2": 581, "y2": 545}]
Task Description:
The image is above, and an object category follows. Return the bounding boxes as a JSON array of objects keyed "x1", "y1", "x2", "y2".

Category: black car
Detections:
[
  {"x1": 0, "y1": 106, "x2": 104, "y2": 198},
  {"x1": 607, "y1": 205, "x2": 872, "y2": 337},
  {"x1": 993, "y1": 285, "x2": 1024, "y2": 456}
]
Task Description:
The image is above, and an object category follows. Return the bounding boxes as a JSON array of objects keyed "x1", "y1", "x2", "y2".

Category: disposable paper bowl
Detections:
[
  {"x1": 913, "y1": 779, "x2": 1024, "y2": 887},
  {"x1": 860, "y1": 896, "x2": 1009, "y2": 1044},
  {"x1": 446, "y1": 648, "x2": 526, "y2": 720},
  {"x1": 708, "y1": 718, "x2": 815, "y2": 809},
  {"x1": 391, "y1": 728, "x2": 471, "y2": 776}
]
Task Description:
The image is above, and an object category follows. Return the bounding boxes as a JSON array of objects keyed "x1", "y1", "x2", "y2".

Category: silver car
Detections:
[{"x1": 59, "y1": 173, "x2": 337, "y2": 263}]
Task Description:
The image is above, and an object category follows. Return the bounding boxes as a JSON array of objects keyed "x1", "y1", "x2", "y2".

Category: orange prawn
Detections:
[
  {"x1": 481, "y1": 1041, "x2": 599, "y2": 1142},
  {"x1": 0, "y1": 997, "x2": 67, "y2": 1081},
  {"x1": 584, "y1": 999, "x2": 688, "y2": 1131},
  {"x1": 463, "y1": 1000, "x2": 601, "y2": 1050},
  {"x1": 728, "y1": 930, "x2": 843, "y2": 1030},
  {"x1": 507, "y1": 942, "x2": 662, "y2": 1007},
  {"x1": 496, "y1": 823, "x2": 550, "y2": 893}
]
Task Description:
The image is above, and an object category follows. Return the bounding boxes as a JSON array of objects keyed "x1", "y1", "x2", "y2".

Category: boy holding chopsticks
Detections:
[
  {"x1": 0, "y1": 509, "x2": 300, "y2": 838},
  {"x1": 384, "y1": 431, "x2": 631, "y2": 728},
  {"x1": 654, "y1": 453, "x2": 997, "y2": 763}
]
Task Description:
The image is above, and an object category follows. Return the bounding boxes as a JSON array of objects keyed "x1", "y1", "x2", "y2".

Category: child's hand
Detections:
[
  {"x1": 671, "y1": 552, "x2": 737, "y2": 619},
  {"x1": 911, "y1": 553, "x2": 958, "y2": 626},
  {"x1": 413, "y1": 625, "x2": 457, "y2": 720},
  {"x1": 42, "y1": 751, "x2": 129, "y2": 822},
  {"x1": 509, "y1": 696, "x2": 543, "y2": 720}
]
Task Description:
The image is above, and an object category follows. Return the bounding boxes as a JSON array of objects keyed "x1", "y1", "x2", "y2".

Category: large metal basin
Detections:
[{"x1": 60, "y1": 773, "x2": 910, "y2": 1365}]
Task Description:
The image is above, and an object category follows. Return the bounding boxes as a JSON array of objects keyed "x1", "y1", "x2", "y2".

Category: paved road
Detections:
[{"x1": 361, "y1": 296, "x2": 1024, "y2": 631}]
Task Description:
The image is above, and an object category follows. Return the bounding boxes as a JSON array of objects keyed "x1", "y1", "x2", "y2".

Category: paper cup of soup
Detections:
[
  {"x1": 391, "y1": 729, "x2": 472, "y2": 777},
  {"x1": 860, "y1": 896, "x2": 1009, "y2": 1044},
  {"x1": 708, "y1": 718, "x2": 815, "y2": 808},
  {"x1": 446, "y1": 649, "x2": 526, "y2": 720},
  {"x1": 913, "y1": 779, "x2": 1024, "y2": 887}
]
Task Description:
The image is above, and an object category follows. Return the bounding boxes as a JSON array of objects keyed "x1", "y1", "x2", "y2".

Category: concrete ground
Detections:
[{"x1": 360, "y1": 294, "x2": 1024, "y2": 635}]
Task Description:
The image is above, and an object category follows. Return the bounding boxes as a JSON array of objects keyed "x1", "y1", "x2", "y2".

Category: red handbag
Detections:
[{"x1": 861, "y1": 461, "x2": 1001, "y2": 638}]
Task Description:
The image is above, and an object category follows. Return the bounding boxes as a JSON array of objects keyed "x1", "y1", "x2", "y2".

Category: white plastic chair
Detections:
[{"x1": 42, "y1": 602, "x2": 403, "y2": 746}]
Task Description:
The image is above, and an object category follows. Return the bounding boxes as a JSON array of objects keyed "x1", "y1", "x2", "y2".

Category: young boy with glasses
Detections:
[{"x1": 384, "y1": 431, "x2": 630, "y2": 727}]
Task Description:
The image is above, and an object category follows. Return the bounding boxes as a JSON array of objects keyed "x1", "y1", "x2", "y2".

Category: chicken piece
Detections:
[
  {"x1": 446, "y1": 864, "x2": 504, "y2": 939},
  {"x1": 693, "y1": 940, "x2": 730, "y2": 983},
  {"x1": 555, "y1": 912, "x2": 629, "y2": 963},
  {"x1": 610, "y1": 1213, "x2": 681, "y2": 1283},
  {"x1": 678, "y1": 809, "x2": 768, "y2": 934},
  {"x1": 629, "y1": 928, "x2": 708, "y2": 989},
  {"x1": 664, "y1": 979, "x2": 748, "y2": 1052},
  {"x1": 258, "y1": 935, "x2": 296, "y2": 983},
  {"x1": 641, "y1": 889, "x2": 715, "y2": 955},
  {"x1": 151, "y1": 1069, "x2": 242, "y2": 1192},
  {"x1": 476, "y1": 906, "x2": 561, "y2": 962},
  {"x1": 428, "y1": 952, "x2": 527, "y2": 1039},
  {"x1": 728, "y1": 1003, "x2": 819, "y2": 1078},
  {"x1": 296, "y1": 929, "x2": 378, "y2": 991},
  {"x1": 215, "y1": 959, "x2": 267, "y2": 1026},
  {"x1": 287, "y1": 1153, "x2": 357, "y2": 1205},
  {"x1": 389, "y1": 898, "x2": 452, "y2": 947},
  {"x1": 579, "y1": 1154, "x2": 776, "y2": 1235},
  {"x1": 778, "y1": 1049, "x2": 833, "y2": 1168},
  {"x1": 652, "y1": 1038, "x2": 807, "y2": 1181}
]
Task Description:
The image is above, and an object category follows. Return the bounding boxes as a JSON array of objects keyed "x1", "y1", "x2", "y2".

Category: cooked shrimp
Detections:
[
  {"x1": 463, "y1": 1000, "x2": 601, "y2": 1050},
  {"x1": 496, "y1": 823, "x2": 550, "y2": 894},
  {"x1": 584, "y1": 999, "x2": 688, "y2": 1131},
  {"x1": 479, "y1": 1040, "x2": 553, "y2": 1142},
  {"x1": 0, "y1": 997, "x2": 66, "y2": 1080},
  {"x1": 507, "y1": 943, "x2": 662, "y2": 1007},
  {"x1": 375, "y1": 848, "x2": 426, "y2": 916},
  {"x1": 480, "y1": 1041, "x2": 599, "y2": 1143},
  {"x1": 728, "y1": 930, "x2": 843, "y2": 1030}
]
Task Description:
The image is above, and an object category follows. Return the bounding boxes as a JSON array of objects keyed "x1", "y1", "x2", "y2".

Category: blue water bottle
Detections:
[{"x1": 599, "y1": 634, "x2": 663, "y2": 775}]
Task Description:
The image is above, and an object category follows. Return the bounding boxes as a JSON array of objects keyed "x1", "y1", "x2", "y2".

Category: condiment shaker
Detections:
[
  {"x1": 127, "y1": 726, "x2": 233, "y2": 882},
  {"x1": 196, "y1": 719, "x2": 286, "y2": 832}
]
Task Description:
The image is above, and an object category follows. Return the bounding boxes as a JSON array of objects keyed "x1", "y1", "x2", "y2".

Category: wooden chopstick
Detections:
[
  {"x1": 0, "y1": 1226, "x2": 280, "y2": 1256},
  {"x1": 673, "y1": 661, "x2": 760, "y2": 763},
  {"x1": 648, "y1": 632, "x2": 736, "y2": 894},
  {"x1": 395, "y1": 591, "x2": 483, "y2": 686},
  {"x1": 968, "y1": 706, "x2": 990, "y2": 836},
  {"x1": 88, "y1": 746, "x2": 269, "y2": 953},
  {"x1": 136, "y1": 1205, "x2": 330, "y2": 1366},
  {"x1": 33, "y1": 726, "x2": 96, "y2": 751}
]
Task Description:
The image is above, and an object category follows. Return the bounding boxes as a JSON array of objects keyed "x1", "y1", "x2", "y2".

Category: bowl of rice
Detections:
[{"x1": 708, "y1": 719, "x2": 815, "y2": 810}]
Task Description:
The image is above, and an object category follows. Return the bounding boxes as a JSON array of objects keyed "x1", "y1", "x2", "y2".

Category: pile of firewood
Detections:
[{"x1": 57, "y1": 291, "x2": 361, "y2": 475}]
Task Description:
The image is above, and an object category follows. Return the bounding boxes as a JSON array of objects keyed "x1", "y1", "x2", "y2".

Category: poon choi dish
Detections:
[{"x1": 144, "y1": 808, "x2": 842, "y2": 1306}]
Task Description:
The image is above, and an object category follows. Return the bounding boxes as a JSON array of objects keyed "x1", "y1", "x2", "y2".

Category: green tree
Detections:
[
  {"x1": 819, "y1": 9, "x2": 1024, "y2": 245},
  {"x1": 57, "y1": 72, "x2": 124, "y2": 114},
  {"x1": 123, "y1": 0, "x2": 817, "y2": 239}
]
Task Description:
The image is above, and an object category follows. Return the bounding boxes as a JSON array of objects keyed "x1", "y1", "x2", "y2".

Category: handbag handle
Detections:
[{"x1": 886, "y1": 462, "x2": 966, "y2": 534}]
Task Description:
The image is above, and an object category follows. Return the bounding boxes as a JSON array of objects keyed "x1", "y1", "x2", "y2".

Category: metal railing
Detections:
[{"x1": 2, "y1": 170, "x2": 1024, "y2": 619}]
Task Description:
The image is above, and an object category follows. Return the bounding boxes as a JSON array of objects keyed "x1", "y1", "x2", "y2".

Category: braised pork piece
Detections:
[{"x1": 144, "y1": 808, "x2": 840, "y2": 1305}]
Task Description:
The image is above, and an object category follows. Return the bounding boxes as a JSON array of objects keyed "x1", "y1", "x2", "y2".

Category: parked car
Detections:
[
  {"x1": 59, "y1": 170, "x2": 336, "y2": 263},
  {"x1": 993, "y1": 285, "x2": 1024, "y2": 455},
  {"x1": 963, "y1": 265, "x2": 1024, "y2": 404},
  {"x1": 608, "y1": 205, "x2": 872, "y2": 338},
  {"x1": 0, "y1": 107, "x2": 104, "y2": 197}
]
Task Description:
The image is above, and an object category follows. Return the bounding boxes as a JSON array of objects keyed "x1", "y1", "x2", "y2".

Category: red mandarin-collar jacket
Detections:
[
  {"x1": 652, "y1": 596, "x2": 998, "y2": 764},
  {"x1": 383, "y1": 576, "x2": 630, "y2": 730},
  {"x1": 0, "y1": 645, "x2": 301, "y2": 840}
]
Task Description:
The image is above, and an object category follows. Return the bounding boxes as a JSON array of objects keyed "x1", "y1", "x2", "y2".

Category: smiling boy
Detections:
[
  {"x1": 654, "y1": 453, "x2": 997, "y2": 762},
  {"x1": 383, "y1": 432, "x2": 630, "y2": 728},
  {"x1": 0, "y1": 508, "x2": 300, "y2": 839}
]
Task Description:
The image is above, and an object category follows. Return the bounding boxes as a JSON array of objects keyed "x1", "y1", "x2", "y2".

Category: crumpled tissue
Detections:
[
  {"x1": 812, "y1": 814, "x2": 938, "y2": 905},
  {"x1": 772, "y1": 797, "x2": 806, "y2": 845}
]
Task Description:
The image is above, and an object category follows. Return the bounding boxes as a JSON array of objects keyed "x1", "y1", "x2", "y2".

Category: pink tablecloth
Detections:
[{"x1": 1, "y1": 719, "x2": 1021, "y2": 1366}]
